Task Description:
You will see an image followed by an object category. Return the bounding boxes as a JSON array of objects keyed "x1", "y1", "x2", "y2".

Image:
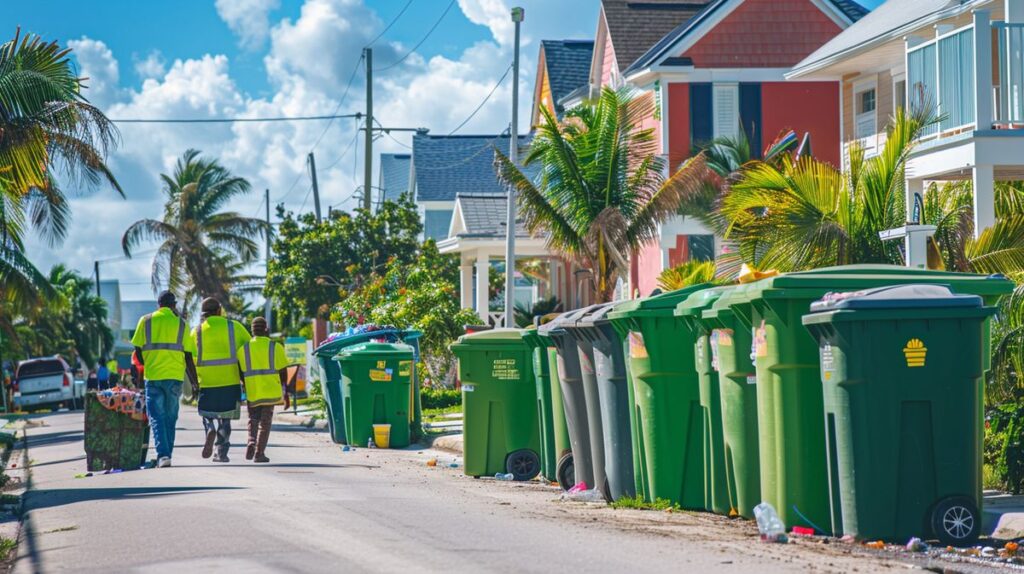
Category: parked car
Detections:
[{"x1": 13, "y1": 356, "x2": 85, "y2": 412}]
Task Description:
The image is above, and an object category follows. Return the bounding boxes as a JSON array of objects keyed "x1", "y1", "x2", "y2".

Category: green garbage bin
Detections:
[
  {"x1": 608, "y1": 284, "x2": 712, "y2": 507},
  {"x1": 743, "y1": 265, "x2": 1013, "y2": 534},
  {"x1": 803, "y1": 284, "x2": 995, "y2": 546},
  {"x1": 335, "y1": 342, "x2": 413, "y2": 448},
  {"x1": 701, "y1": 284, "x2": 760, "y2": 519},
  {"x1": 450, "y1": 329, "x2": 541, "y2": 480},
  {"x1": 522, "y1": 327, "x2": 558, "y2": 483},
  {"x1": 676, "y1": 286, "x2": 731, "y2": 514},
  {"x1": 538, "y1": 332, "x2": 575, "y2": 489}
]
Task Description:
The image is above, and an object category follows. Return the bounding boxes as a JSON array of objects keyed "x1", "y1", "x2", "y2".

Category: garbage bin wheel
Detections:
[
  {"x1": 324, "y1": 404, "x2": 343, "y2": 445},
  {"x1": 600, "y1": 473, "x2": 613, "y2": 503},
  {"x1": 556, "y1": 453, "x2": 575, "y2": 491},
  {"x1": 930, "y1": 496, "x2": 980, "y2": 547},
  {"x1": 505, "y1": 449, "x2": 541, "y2": 481}
]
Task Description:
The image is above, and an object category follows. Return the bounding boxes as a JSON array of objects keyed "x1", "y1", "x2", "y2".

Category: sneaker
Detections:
[
  {"x1": 212, "y1": 453, "x2": 230, "y2": 463},
  {"x1": 246, "y1": 444, "x2": 256, "y2": 460},
  {"x1": 254, "y1": 454, "x2": 270, "y2": 463},
  {"x1": 157, "y1": 457, "x2": 172, "y2": 468},
  {"x1": 201, "y1": 430, "x2": 216, "y2": 459}
]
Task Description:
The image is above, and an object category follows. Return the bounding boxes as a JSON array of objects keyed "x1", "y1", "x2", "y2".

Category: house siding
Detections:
[
  {"x1": 668, "y1": 83, "x2": 691, "y2": 167},
  {"x1": 761, "y1": 81, "x2": 841, "y2": 166},
  {"x1": 600, "y1": 24, "x2": 617, "y2": 87},
  {"x1": 682, "y1": 0, "x2": 843, "y2": 68}
]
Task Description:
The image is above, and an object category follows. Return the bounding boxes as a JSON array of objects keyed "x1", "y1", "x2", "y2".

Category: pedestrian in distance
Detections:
[
  {"x1": 131, "y1": 290, "x2": 197, "y2": 468},
  {"x1": 86, "y1": 368, "x2": 99, "y2": 391},
  {"x1": 193, "y1": 297, "x2": 250, "y2": 463},
  {"x1": 238, "y1": 317, "x2": 291, "y2": 463},
  {"x1": 96, "y1": 360, "x2": 110, "y2": 390}
]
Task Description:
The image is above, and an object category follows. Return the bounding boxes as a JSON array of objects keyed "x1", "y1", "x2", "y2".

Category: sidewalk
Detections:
[
  {"x1": 983, "y1": 491, "x2": 1024, "y2": 538},
  {"x1": 274, "y1": 405, "x2": 328, "y2": 430}
]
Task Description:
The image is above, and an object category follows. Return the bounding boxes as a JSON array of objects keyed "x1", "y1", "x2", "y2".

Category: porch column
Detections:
[
  {"x1": 475, "y1": 256, "x2": 490, "y2": 324},
  {"x1": 459, "y1": 262, "x2": 474, "y2": 310},
  {"x1": 975, "y1": 11, "x2": 993, "y2": 130},
  {"x1": 973, "y1": 164, "x2": 996, "y2": 237},
  {"x1": 906, "y1": 178, "x2": 924, "y2": 224}
]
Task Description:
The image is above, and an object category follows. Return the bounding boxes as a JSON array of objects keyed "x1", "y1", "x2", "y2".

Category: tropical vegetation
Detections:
[
  {"x1": 121, "y1": 149, "x2": 266, "y2": 313},
  {"x1": 495, "y1": 86, "x2": 710, "y2": 302}
]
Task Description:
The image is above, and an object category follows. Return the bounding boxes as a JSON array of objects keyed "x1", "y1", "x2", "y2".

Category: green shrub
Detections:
[
  {"x1": 421, "y1": 387, "x2": 461, "y2": 410},
  {"x1": 986, "y1": 404, "x2": 1024, "y2": 493}
]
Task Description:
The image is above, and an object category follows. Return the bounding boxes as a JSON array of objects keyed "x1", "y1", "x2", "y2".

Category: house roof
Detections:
[
  {"x1": 624, "y1": 0, "x2": 869, "y2": 76},
  {"x1": 600, "y1": 0, "x2": 715, "y2": 74},
  {"x1": 379, "y1": 153, "x2": 411, "y2": 202},
  {"x1": 412, "y1": 134, "x2": 535, "y2": 203},
  {"x1": 541, "y1": 40, "x2": 595, "y2": 114},
  {"x1": 790, "y1": 0, "x2": 963, "y2": 77},
  {"x1": 452, "y1": 194, "x2": 531, "y2": 238}
]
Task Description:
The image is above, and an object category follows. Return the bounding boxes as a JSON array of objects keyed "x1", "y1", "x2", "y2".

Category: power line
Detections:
[
  {"x1": 448, "y1": 63, "x2": 512, "y2": 136},
  {"x1": 378, "y1": 0, "x2": 457, "y2": 71},
  {"x1": 111, "y1": 113, "x2": 360, "y2": 124},
  {"x1": 366, "y1": 0, "x2": 415, "y2": 47},
  {"x1": 310, "y1": 53, "x2": 365, "y2": 152},
  {"x1": 325, "y1": 121, "x2": 364, "y2": 171}
]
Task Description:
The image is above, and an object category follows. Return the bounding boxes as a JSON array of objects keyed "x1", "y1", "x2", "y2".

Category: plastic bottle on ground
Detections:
[
  {"x1": 494, "y1": 473, "x2": 514, "y2": 481},
  {"x1": 753, "y1": 502, "x2": 788, "y2": 543}
]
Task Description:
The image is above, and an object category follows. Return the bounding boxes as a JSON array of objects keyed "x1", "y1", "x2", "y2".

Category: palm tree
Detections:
[
  {"x1": 121, "y1": 149, "x2": 267, "y2": 311},
  {"x1": 495, "y1": 87, "x2": 710, "y2": 301},
  {"x1": 0, "y1": 29, "x2": 121, "y2": 311},
  {"x1": 47, "y1": 264, "x2": 112, "y2": 366}
]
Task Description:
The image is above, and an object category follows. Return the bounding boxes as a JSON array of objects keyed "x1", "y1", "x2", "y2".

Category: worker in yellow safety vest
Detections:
[
  {"x1": 238, "y1": 317, "x2": 290, "y2": 463},
  {"x1": 130, "y1": 290, "x2": 197, "y2": 468},
  {"x1": 193, "y1": 297, "x2": 251, "y2": 463}
]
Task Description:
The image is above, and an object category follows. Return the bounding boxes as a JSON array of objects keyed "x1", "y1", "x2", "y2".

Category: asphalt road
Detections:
[{"x1": 9, "y1": 410, "x2": 979, "y2": 573}]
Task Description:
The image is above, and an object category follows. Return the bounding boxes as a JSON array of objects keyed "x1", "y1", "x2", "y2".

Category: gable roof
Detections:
[
  {"x1": 790, "y1": 0, "x2": 961, "y2": 77},
  {"x1": 601, "y1": 0, "x2": 715, "y2": 73},
  {"x1": 624, "y1": 0, "x2": 869, "y2": 76},
  {"x1": 450, "y1": 194, "x2": 531, "y2": 238},
  {"x1": 541, "y1": 40, "x2": 595, "y2": 116},
  {"x1": 411, "y1": 134, "x2": 535, "y2": 203},
  {"x1": 379, "y1": 153, "x2": 411, "y2": 202}
]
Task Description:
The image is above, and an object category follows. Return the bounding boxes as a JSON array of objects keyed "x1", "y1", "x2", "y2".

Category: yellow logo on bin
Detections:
[{"x1": 903, "y1": 338, "x2": 927, "y2": 368}]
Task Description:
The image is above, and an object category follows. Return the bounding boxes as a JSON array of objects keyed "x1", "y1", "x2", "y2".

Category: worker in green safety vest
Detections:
[
  {"x1": 238, "y1": 317, "x2": 290, "y2": 463},
  {"x1": 131, "y1": 290, "x2": 197, "y2": 468},
  {"x1": 193, "y1": 297, "x2": 251, "y2": 463}
]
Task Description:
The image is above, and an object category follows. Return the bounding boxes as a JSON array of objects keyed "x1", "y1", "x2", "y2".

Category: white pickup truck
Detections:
[{"x1": 14, "y1": 356, "x2": 85, "y2": 412}]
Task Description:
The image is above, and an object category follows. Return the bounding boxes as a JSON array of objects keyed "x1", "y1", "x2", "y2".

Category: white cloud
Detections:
[
  {"x1": 215, "y1": 0, "x2": 281, "y2": 50},
  {"x1": 458, "y1": 0, "x2": 515, "y2": 47},
  {"x1": 133, "y1": 50, "x2": 166, "y2": 79},
  {"x1": 68, "y1": 37, "x2": 122, "y2": 108}
]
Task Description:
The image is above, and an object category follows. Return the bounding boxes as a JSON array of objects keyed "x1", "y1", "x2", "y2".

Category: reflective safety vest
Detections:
[
  {"x1": 132, "y1": 307, "x2": 194, "y2": 382},
  {"x1": 194, "y1": 317, "x2": 250, "y2": 388},
  {"x1": 239, "y1": 336, "x2": 286, "y2": 406}
]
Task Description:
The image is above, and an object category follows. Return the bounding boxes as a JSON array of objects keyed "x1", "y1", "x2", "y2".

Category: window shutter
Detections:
[
  {"x1": 713, "y1": 84, "x2": 740, "y2": 140},
  {"x1": 739, "y1": 83, "x2": 762, "y2": 157},
  {"x1": 690, "y1": 83, "x2": 713, "y2": 148}
]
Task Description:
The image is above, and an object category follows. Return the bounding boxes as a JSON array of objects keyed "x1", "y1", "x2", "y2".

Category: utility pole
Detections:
[
  {"x1": 363, "y1": 47, "x2": 374, "y2": 212},
  {"x1": 308, "y1": 152, "x2": 322, "y2": 223},
  {"x1": 503, "y1": 7, "x2": 524, "y2": 329},
  {"x1": 264, "y1": 188, "x2": 272, "y2": 329},
  {"x1": 94, "y1": 260, "x2": 101, "y2": 298}
]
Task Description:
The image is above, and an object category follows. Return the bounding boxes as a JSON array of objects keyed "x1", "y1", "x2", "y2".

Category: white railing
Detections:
[
  {"x1": 487, "y1": 312, "x2": 506, "y2": 328},
  {"x1": 996, "y1": 21, "x2": 1024, "y2": 127},
  {"x1": 906, "y1": 23, "x2": 976, "y2": 139}
]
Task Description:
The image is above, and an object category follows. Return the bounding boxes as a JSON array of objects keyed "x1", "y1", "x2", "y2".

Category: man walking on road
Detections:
[
  {"x1": 238, "y1": 317, "x2": 290, "y2": 463},
  {"x1": 194, "y1": 298, "x2": 250, "y2": 463},
  {"x1": 131, "y1": 290, "x2": 196, "y2": 468}
]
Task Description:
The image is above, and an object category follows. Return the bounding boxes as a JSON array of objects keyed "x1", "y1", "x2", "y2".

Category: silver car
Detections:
[{"x1": 14, "y1": 357, "x2": 85, "y2": 411}]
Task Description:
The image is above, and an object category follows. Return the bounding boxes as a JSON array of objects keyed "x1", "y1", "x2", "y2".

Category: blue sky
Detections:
[{"x1": 13, "y1": 0, "x2": 876, "y2": 300}]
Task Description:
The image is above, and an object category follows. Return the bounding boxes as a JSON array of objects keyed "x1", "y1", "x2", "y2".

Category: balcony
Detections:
[{"x1": 905, "y1": 13, "x2": 1024, "y2": 142}]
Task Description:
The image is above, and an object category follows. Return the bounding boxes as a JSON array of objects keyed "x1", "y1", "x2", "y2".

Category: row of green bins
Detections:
[
  {"x1": 545, "y1": 340, "x2": 575, "y2": 488},
  {"x1": 608, "y1": 284, "x2": 710, "y2": 508},
  {"x1": 676, "y1": 287, "x2": 732, "y2": 515},
  {"x1": 540, "y1": 309, "x2": 596, "y2": 489},
  {"x1": 573, "y1": 304, "x2": 635, "y2": 501},
  {"x1": 451, "y1": 329, "x2": 542, "y2": 481},
  {"x1": 702, "y1": 284, "x2": 761, "y2": 519},
  {"x1": 739, "y1": 265, "x2": 1012, "y2": 535},
  {"x1": 804, "y1": 284, "x2": 995, "y2": 546},
  {"x1": 312, "y1": 329, "x2": 423, "y2": 444},
  {"x1": 335, "y1": 342, "x2": 414, "y2": 448}
]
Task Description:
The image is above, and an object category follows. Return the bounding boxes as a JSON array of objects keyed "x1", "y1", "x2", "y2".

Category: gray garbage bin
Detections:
[
  {"x1": 574, "y1": 303, "x2": 636, "y2": 501},
  {"x1": 539, "y1": 307, "x2": 599, "y2": 490},
  {"x1": 562, "y1": 305, "x2": 608, "y2": 498}
]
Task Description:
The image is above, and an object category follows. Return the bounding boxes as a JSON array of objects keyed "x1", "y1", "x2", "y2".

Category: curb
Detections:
[
  {"x1": 428, "y1": 433, "x2": 464, "y2": 455},
  {"x1": 275, "y1": 412, "x2": 328, "y2": 430}
]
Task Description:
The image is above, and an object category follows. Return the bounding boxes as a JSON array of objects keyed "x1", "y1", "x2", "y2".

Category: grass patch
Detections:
[
  {"x1": 0, "y1": 495, "x2": 18, "y2": 506},
  {"x1": 0, "y1": 537, "x2": 15, "y2": 559},
  {"x1": 423, "y1": 405, "x2": 462, "y2": 421},
  {"x1": 610, "y1": 495, "x2": 681, "y2": 512},
  {"x1": 984, "y1": 463, "x2": 1003, "y2": 491}
]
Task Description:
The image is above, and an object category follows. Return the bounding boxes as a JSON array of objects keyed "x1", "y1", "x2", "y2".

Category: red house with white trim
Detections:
[{"x1": 586, "y1": 0, "x2": 867, "y2": 296}]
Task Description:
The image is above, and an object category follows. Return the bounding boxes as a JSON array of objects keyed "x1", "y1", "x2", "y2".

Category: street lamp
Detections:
[{"x1": 503, "y1": 6, "x2": 524, "y2": 329}]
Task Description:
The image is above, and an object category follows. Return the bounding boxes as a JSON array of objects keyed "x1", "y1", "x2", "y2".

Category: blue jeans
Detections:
[{"x1": 146, "y1": 379, "x2": 183, "y2": 459}]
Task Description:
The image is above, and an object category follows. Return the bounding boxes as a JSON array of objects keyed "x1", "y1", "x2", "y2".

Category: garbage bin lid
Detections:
[
  {"x1": 539, "y1": 305, "x2": 600, "y2": 334},
  {"x1": 578, "y1": 302, "x2": 619, "y2": 326},
  {"x1": 746, "y1": 265, "x2": 1012, "y2": 298},
  {"x1": 674, "y1": 285, "x2": 730, "y2": 317},
  {"x1": 609, "y1": 283, "x2": 712, "y2": 318},
  {"x1": 334, "y1": 342, "x2": 415, "y2": 361},
  {"x1": 313, "y1": 328, "x2": 403, "y2": 356},
  {"x1": 808, "y1": 284, "x2": 983, "y2": 312},
  {"x1": 454, "y1": 328, "x2": 528, "y2": 346}
]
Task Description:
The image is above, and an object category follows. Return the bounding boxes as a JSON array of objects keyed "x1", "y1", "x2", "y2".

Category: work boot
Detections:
[
  {"x1": 246, "y1": 443, "x2": 256, "y2": 460},
  {"x1": 212, "y1": 453, "x2": 230, "y2": 463},
  {"x1": 254, "y1": 453, "x2": 270, "y2": 463},
  {"x1": 201, "y1": 429, "x2": 216, "y2": 459}
]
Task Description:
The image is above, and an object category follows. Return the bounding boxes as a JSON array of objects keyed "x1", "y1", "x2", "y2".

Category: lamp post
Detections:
[{"x1": 503, "y1": 6, "x2": 524, "y2": 329}]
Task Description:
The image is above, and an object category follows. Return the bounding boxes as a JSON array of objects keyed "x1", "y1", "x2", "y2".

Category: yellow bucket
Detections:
[{"x1": 372, "y1": 424, "x2": 392, "y2": 449}]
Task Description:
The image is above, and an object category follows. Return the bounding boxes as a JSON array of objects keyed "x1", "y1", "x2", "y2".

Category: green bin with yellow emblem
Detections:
[{"x1": 335, "y1": 342, "x2": 413, "y2": 448}]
